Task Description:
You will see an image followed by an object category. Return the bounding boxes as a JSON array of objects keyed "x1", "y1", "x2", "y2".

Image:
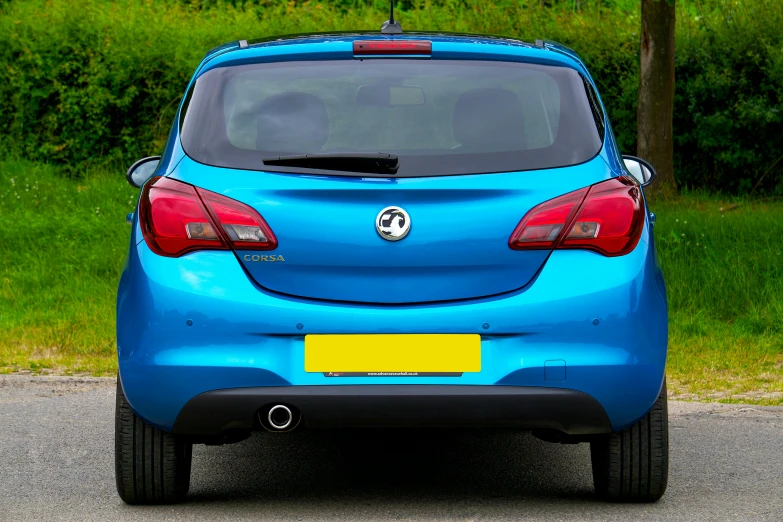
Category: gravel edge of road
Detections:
[{"x1": 2, "y1": 374, "x2": 782, "y2": 417}]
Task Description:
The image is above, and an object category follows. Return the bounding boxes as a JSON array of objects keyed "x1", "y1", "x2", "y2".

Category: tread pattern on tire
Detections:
[
  {"x1": 590, "y1": 381, "x2": 669, "y2": 503},
  {"x1": 115, "y1": 378, "x2": 192, "y2": 504}
]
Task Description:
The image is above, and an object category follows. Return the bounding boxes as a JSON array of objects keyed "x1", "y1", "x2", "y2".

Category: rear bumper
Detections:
[
  {"x1": 173, "y1": 385, "x2": 612, "y2": 436},
  {"x1": 118, "y1": 225, "x2": 667, "y2": 435}
]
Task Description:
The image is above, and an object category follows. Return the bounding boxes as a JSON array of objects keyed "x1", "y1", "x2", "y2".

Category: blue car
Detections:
[{"x1": 116, "y1": 17, "x2": 669, "y2": 505}]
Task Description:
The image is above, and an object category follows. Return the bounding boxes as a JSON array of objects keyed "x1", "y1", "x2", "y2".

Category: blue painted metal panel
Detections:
[{"x1": 168, "y1": 155, "x2": 613, "y2": 303}]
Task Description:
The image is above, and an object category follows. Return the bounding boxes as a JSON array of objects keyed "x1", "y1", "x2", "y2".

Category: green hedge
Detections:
[{"x1": 0, "y1": 0, "x2": 781, "y2": 194}]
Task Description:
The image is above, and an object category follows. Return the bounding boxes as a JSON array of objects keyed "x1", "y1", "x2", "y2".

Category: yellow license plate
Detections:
[{"x1": 304, "y1": 334, "x2": 481, "y2": 373}]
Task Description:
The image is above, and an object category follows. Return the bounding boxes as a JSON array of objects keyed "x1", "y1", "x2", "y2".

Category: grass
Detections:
[
  {"x1": 1, "y1": 160, "x2": 781, "y2": 404},
  {"x1": 0, "y1": 161, "x2": 135, "y2": 375},
  {"x1": 652, "y1": 196, "x2": 783, "y2": 404}
]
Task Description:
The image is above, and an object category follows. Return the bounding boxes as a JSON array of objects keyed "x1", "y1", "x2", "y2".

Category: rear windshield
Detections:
[{"x1": 180, "y1": 59, "x2": 604, "y2": 177}]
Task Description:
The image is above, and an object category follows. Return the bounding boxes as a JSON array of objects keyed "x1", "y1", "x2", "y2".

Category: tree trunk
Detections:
[{"x1": 637, "y1": 0, "x2": 676, "y2": 199}]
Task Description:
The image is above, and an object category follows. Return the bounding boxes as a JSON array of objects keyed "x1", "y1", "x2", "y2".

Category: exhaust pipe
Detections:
[
  {"x1": 262, "y1": 404, "x2": 300, "y2": 432},
  {"x1": 268, "y1": 405, "x2": 293, "y2": 429}
]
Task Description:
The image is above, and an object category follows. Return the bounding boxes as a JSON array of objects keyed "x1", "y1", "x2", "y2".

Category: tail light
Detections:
[
  {"x1": 139, "y1": 177, "x2": 277, "y2": 257},
  {"x1": 509, "y1": 177, "x2": 644, "y2": 257}
]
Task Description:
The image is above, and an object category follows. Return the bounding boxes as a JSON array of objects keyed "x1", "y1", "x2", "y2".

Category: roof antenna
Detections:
[{"x1": 381, "y1": 0, "x2": 403, "y2": 34}]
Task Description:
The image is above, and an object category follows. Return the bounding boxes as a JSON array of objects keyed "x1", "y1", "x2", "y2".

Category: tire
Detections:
[
  {"x1": 590, "y1": 381, "x2": 669, "y2": 503},
  {"x1": 115, "y1": 378, "x2": 192, "y2": 504}
]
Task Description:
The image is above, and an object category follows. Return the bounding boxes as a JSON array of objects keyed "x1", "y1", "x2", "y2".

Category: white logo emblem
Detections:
[{"x1": 376, "y1": 206, "x2": 411, "y2": 241}]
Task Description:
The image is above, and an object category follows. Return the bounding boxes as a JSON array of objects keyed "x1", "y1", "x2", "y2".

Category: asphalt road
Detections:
[{"x1": 1, "y1": 375, "x2": 781, "y2": 521}]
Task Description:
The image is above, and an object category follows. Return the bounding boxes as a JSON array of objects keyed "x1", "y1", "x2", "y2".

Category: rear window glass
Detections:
[{"x1": 180, "y1": 59, "x2": 604, "y2": 177}]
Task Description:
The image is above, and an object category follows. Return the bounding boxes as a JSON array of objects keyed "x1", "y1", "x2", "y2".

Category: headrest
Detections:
[
  {"x1": 452, "y1": 88, "x2": 527, "y2": 151},
  {"x1": 256, "y1": 92, "x2": 329, "y2": 152}
]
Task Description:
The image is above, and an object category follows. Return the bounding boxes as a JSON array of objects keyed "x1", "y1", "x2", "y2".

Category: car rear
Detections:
[{"x1": 116, "y1": 34, "x2": 668, "y2": 504}]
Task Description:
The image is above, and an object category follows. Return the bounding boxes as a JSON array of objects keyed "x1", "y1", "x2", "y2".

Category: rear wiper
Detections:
[{"x1": 262, "y1": 152, "x2": 399, "y2": 174}]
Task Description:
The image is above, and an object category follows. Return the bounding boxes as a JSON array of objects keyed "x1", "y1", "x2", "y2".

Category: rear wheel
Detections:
[
  {"x1": 115, "y1": 378, "x2": 192, "y2": 504},
  {"x1": 590, "y1": 381, "x2": 669, "y2": 502}
]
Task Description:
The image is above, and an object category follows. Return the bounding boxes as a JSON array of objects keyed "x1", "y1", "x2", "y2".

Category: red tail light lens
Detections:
[
  {"x1": 139, "y1": 177, "x2": 227, "y2": 257},
  {"x1": 199, "y1": 190, "x2": 277, "y2": 250},
  {"x1": 508, "y1": 188, "x2": 588, "y2": 249},
  {"x1": 353, "y1": 40, "x2": 432, "y2": 55},
  {"x1": 560, "y1": 177, "x2": 644, "y2": 256},
  {"x1": 509, "y1": 176, "x2": 644, "y2": 257},
  {"x1": 139, "y1": 177, "x2": 277, "y2": 257}
]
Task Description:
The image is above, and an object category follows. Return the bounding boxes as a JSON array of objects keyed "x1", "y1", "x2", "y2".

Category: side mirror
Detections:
[
  {"x1": 622, "y1": 155, "x2": 656, "y2": 187},
  {"x1": 126, "y1": 156, "x2": 161, "y2": 188}
]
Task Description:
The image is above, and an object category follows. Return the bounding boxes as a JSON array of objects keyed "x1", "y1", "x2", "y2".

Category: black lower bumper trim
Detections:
[{"x1": 172, "y1": 385, "x2": 611, "y2": 437}]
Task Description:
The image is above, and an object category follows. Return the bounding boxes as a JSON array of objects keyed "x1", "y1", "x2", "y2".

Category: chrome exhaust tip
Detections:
[{"x1": 267, "y1": 404, "x2": 294, "y2": 430}]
